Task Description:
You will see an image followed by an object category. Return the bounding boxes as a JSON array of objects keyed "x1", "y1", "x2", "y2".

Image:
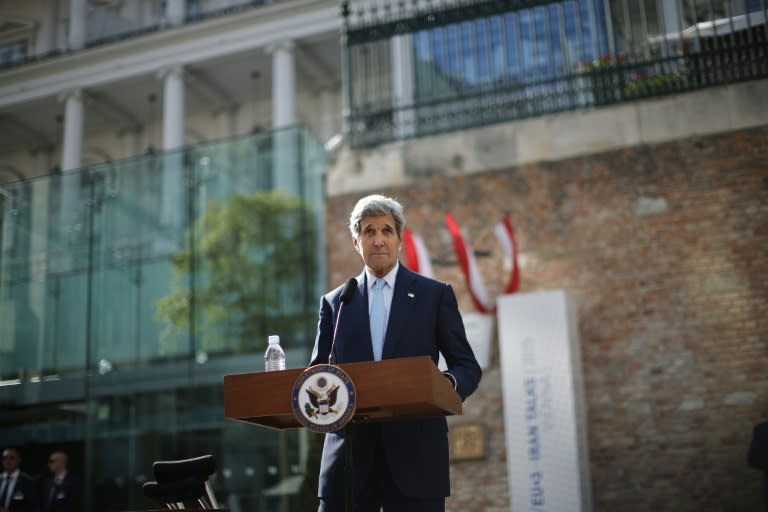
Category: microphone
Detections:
[{"x1": 329, "y1": 278, "x2": 358, "y2": 364}]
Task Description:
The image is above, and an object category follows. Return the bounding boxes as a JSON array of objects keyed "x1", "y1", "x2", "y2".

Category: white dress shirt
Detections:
[{"x1": 0, "y1": 469, "x2": 19, "y2": 509}]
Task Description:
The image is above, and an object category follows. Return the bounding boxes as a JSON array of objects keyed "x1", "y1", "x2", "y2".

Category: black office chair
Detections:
[{"x1": 142, "y1": 454, "x2": 221, "y2": 510}]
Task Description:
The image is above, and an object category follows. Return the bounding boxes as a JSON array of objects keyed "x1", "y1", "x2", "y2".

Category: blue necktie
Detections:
[{"x1": 370, "y1": 278, "x2": 386, "y2": 361}]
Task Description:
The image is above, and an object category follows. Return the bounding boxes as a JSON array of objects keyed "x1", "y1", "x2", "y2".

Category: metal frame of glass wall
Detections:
[{"x1": 0, "y1": 126, "x2": 326, "y2": 512}]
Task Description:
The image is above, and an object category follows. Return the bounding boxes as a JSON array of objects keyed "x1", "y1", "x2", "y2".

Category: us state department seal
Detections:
[{"x1": 291, "y1": 364, "x2": 357, "y2": 433}]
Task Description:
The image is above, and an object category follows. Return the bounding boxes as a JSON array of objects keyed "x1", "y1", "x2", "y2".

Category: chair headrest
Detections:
[{"x1": 153, "y1": 454, "x2": 216, "y2": 483}]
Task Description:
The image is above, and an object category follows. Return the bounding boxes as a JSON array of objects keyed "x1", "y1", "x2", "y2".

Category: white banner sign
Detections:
[{"x1": 497, "y1": 290, "x2": 592, "y2": 512}]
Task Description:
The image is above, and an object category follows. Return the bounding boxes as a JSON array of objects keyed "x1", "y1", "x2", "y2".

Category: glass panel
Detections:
[{"x1": 0, "y1": 128, "x2": 326, "y2": 511}]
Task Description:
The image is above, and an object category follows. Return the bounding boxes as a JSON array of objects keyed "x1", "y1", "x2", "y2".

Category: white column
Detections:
[
  {"x1": 60, "y1": 89, "x2": 84, "y2": 172},
  {"x1": 57, "y1": 89, "x2": 84, "y2": 256},
  {"x1": 159, "y1": 66, "x2": 186, "y2": 229},
  {"x1": 267, "y1": 40, "x2": 298, "y2": 193},
  {"x1": 36, "y1": 0, "x2": 59, "y2": 55},
  {"x1": 68, "y1": 0, "x2": 86, "y2": 51},
  {"x1": 391, "y1": 34, "x2": 415, "y2": 139},
  {"x1": 657, "y1": 0, "x2": 683, "y2": 57},
  {"x1": 161, "y1": 66, "x2": 186, "y2": 150},
  {"x1": 123, "y1": 0, "x2": 143, "y2": 30},
  {"x1": 166, "y1": 0, "x2": 186, "y2": 26},
  {"x1": 270, "y1": 41, "x2": 296, "y2": 129}
]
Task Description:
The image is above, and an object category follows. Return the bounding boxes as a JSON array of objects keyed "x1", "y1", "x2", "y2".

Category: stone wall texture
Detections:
[{"x1": 324, "y1": 125, "x2": 768, "y2": 512}]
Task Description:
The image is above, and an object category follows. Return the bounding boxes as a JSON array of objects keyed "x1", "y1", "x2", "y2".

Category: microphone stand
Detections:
[
  {"x1": 327, "y1": 278, "x2": 358, "y2": 511},
  {"x1": 344, "y1": 424, "x2": 355, "y2": 512}
]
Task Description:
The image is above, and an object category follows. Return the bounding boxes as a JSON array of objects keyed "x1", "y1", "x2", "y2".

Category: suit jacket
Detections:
[
  {"x1": 40, "y1": 474, "x2": 82, "y2": 512},
  {"x1": 309, "y1": 264, "x2": 482, "y2": 499},
  {"x1": 2, "y1": 472, "x2": 38, "y2": 512},
  {"x1": 749, "y1": 421, "x2": 768, "y2": 472}
]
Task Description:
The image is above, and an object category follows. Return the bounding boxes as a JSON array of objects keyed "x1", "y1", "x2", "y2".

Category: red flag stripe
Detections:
[
  {"x1": 444, "y1": 213, "x2": 491, "y2": 313},
  {"x1": 402, "y1": 227, "x2": 420, "y2": 273}
]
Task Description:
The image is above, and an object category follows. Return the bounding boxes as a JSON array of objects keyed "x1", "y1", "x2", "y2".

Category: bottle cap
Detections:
[{"x1": 268, "y1": 334, "x2": 280, "y2": 345}]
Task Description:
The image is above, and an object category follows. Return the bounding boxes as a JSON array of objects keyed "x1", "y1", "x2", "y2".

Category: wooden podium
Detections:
[{"x1": 224, "y1": 356, "x2": 462, "y2": 429}]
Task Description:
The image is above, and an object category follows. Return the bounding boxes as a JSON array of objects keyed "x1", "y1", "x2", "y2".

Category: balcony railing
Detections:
[
  {"x1": 0, "y1": 1, "x2": 270, "y2": 72},
  {"x1": 342, "y1": 0, "x2": 768, "y2": 147}
]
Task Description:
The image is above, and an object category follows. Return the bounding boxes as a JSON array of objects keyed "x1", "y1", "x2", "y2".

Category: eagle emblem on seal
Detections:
[
  {"x1": 292, "y1": 364, "x2": 357, "y2": 432},
  {"x1": 305, "y1": 382, "x2": 340, "y2": 416}
]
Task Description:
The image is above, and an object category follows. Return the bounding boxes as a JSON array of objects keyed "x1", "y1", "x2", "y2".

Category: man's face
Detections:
[
  {"x1": 2, "y1": 449, "x2": 20, "y2": 473},
  {"x1": 48, "y1": 453, "x2": 65, "y2": 474},
  {"x1": 353, "y1": 214, "x2": 401, "y2": 278}
]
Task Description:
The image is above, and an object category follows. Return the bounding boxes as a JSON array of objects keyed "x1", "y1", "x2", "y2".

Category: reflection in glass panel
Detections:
[{"x1": 0, "y1": 128, "x2": 326, "y2": 511}]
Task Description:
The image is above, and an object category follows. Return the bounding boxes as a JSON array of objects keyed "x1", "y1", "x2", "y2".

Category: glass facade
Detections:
[{"x1": 0, "y1": 127, "x2": 326, "y2": 511}]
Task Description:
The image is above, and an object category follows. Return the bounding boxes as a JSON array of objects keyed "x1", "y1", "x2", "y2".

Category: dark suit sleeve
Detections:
[
  {"x1": 309, "y1": 293, "x2": 334, "y2": 366},
  {"x1": 748, "y1": 422, "x2": 768, "y2": 471},
  {"x1": 436, "y1": 283, "x2": 482, "y2": 400}
]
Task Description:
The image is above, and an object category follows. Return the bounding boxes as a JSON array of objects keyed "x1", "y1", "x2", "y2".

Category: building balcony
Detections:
[{"x1": 342, "y1": 0, "x2": 768, "y2": 148}]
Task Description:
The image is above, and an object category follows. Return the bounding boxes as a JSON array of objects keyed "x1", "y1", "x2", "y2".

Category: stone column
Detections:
[
  {"x1": 660, "y1": 0, "x2": 683, "y2": 56},
  {"x1": 159, "y1": 66, "x2": 186, "y2": 229},
  {"x1": 162, "y1": 66, "x2": 186, "y2": 151},
  {"x1": 267, "y1": 40, "x2": 298, "y2": 193},
  {"x1": 61, "y1": 89, "x2": 84, "y2": 172},
  {"x1": 57, "y1": 89, "x2": 84, "y2": 264},
  {"x1": 68, "y1": 0, "x2": 86, "y2": 51},
  {"x1": 166, "y1": 0, "x2": 186, "y2": 26},
  {"x1": 36, "y1": 0, "x2": 59, "y2": 55},
  {"x1": 391, "y1": 34, "x2": 415, "y2": 139}
]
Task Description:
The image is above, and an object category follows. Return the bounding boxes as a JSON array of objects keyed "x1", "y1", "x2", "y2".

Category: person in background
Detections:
[
  {"x1": 40, "y1": 451, "x2": 81, "y2": 512},
  {"x1": 749, "y1": 418, "x2": 768, "y2": 512},
  {"x1": 0, "y1": 447, "x2": 38, "y2": 512},
  {"x1": 309, "y1": 194, "x2": 482, "y2": 511}
]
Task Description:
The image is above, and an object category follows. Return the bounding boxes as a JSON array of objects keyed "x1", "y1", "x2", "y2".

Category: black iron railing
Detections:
[{"x1": 342, "y1": 0, "x2": 768, "y2": 147}]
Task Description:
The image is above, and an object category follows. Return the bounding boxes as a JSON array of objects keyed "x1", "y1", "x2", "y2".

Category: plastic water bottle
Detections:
[{"x1": 264, "y1": 334, "x2": 286, "y2": 371}]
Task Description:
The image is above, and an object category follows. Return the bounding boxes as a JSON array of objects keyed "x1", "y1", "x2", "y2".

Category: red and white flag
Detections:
[
  {"x1": 493, "y1": 214, "x2": 520, "y2": 295},
  {"x1": 444, "y1": 212, "x2": 492, "y2": 313},
  {"x1": 402, "y1": 227, "x2": 434, "y2": 278},
  {"x1": 445, "y1": 212, "x2": 521, "y2": 313}
]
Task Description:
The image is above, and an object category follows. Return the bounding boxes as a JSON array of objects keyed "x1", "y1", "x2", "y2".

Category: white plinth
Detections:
[{"x1": 497, "y1": 290, "x2": 592, "y2": 512}]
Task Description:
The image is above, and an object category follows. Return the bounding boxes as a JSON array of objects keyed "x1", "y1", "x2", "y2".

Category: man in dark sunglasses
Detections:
[
  {"x1": 40, "y1": 451, "x2": 81, "y2": 512},
  {"x1": 0, "y1": 448, "x2": 38, "y2": 512}
]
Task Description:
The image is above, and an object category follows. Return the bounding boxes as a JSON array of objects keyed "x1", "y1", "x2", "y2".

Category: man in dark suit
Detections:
[
  {"x1": 309, "y1": 194, "x2": 482, "y2": 512},
  {"x1": 40, "y1": 451, "x2": 82, "y2": 512},
  {"x1": 0, "y1": 447, "x2": 38, "y2": 512},
  {"x1": 749, "y1": 420, "x2": 768, "y2": 511}
]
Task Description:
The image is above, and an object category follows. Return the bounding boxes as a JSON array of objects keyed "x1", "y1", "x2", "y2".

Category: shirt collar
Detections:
[{"x1": 365, "y1": 261, "x2": 398, "y2": 291}]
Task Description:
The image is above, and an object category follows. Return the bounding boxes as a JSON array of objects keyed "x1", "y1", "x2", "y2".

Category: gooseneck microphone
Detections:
[{"x1": 329, "y1": 278, "x2": 358, "y2": 364}]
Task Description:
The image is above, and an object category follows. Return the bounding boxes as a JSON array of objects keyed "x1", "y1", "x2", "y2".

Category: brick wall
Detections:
[{"x1": 324, "y1": 126, "x2": 768, "y2": 512}]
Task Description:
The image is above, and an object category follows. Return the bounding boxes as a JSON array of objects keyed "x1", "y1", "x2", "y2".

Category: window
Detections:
[
  {"x1": 0, "y1": 40, "x2": 26, "y2": 68},
  {"x1": 414, "y1": 0, "x2": 611, "y2": 100}
]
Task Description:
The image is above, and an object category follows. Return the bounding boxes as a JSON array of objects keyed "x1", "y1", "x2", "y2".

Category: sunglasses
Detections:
[{"x1": 1, "y1": 455, "x2": 17, "y2": 460}]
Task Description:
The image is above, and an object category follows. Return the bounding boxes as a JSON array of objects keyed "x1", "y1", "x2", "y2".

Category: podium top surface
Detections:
[{"x1": 223, "y1": 356, "x2": 461, "y2": 429}]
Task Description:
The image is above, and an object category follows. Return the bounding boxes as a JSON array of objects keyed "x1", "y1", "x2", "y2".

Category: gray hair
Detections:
[{"x1": 348, "y1": 194, "x2": 405, "y2": 239}]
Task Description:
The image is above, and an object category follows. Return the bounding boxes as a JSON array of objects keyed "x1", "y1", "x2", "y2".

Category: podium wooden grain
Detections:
[{"x1": 223, "y1": 356, "x2": 462, "y2": 429}]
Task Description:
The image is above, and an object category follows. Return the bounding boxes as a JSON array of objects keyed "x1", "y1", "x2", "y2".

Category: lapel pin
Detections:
[{"x1": 407, "y1": 293, "x2": 415, "y2": 298}]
